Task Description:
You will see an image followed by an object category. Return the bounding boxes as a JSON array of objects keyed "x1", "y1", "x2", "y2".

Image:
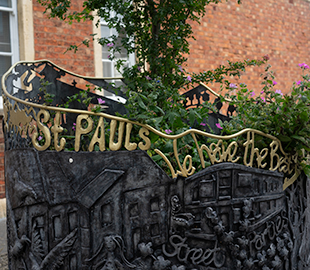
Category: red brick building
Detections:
[{"x1": 0, "y1": 0, "x2": 310, "y2": 198}]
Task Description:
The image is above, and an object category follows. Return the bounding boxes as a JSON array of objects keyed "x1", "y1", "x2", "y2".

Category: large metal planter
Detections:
[{"x1": 2, "y1": 61, "x2": 309, "y2": 270}]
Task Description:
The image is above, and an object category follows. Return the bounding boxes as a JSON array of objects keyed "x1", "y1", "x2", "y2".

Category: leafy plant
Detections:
[{"x1": 220, "y1": 63, "x2": 310, "y2": 175}]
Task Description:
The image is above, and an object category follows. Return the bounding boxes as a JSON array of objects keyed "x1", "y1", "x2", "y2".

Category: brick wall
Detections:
[
  {"x1": 32, "y1": 0, "x2": 96, "y2": 77},
  {"x1": 186, "y1": 0, "x2": 310, "y2": 94}
]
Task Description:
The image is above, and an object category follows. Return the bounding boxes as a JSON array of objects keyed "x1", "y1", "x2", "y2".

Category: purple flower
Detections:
[
  {"x1": 108, "y1": 55, "x2": 111, "y2": 59},
  {"x1": 215, "y1": 123, "x2": 223, "y2": 129},
  {"x1": 261, "y1": 96, "x2": 266, "y2": 102},
  {"x1": 298, "y1": 63, "x2": 309, "y2": 69},
  {"x1": 296, "y1": 80, "x2": 302, "y2": 85},
  {"x1": 275, "y1": 89, "x2": 283, "y2": 95},
  {"x1": 273, "y1": 80, "x2": 277, "y2": 85},
  {"x1": 250, "y1": 92, "x2": 255, "y2": 97},
  {"x1": 38, "y1": 136, "x2": 43, "y2": 141},
  {"x1": 200, "y1": 122, "x2": 206, "y2": 126},
  {"x1": 137, "y1": 66, "x2": 141, "y2": 72},
  {"x1": 165, "y1": 129, "x2": 172, "y2": 134},
  {"x1": 72, "y1": 123, "x2": 76, "y2": 131},
  {"x1": 186, "y1": 75, "x2": 191, "y2": 82},
  {"x1": 260, "y1": 90, "x2": 264, "y2": 94},
  {"x1": 229, "y1": 83, "x2": 237, "y2": 89},
  {"x1": 145, "y1": 75, "x2": 151, "y2": 80},
  {"x1": 178, "y1": 65, "x2": 183, "y2": 72},
  {"x1": 107, "y1": 42, "x2": 114, "y2": 47},
  {"x1": 98, "y1": 98, "x2": 105, "y2": 104}
]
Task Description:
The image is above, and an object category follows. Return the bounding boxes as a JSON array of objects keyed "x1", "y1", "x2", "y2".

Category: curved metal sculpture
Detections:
[{"x1": 2, "y1": 60, "x2": 309, "y2": 270}]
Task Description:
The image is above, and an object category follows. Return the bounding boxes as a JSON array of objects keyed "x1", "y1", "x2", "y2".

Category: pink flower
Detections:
[
  {"x1": 298, "y1": 63, "x2": 309, "y2": 69},
  {"x1": 186, "y1": 75, "x2": 192, "y2": 82},
  {"x1": 98, "y1": 98, "x2": 105, "y2": 104},
  {"x1": 260, "y1": 91, "x2": 264, "y2": 94},
  {"x1": 229, "y1": 83, "x2": 237, "y2": 89},
  {"x1": 165, "y1": 129, "x2": 172, "y2": 134},
  {"x1": 296, "y1": 80, "x2": 302, "y2": 85},
  {"x1": 38, "y1": 136, "x2": 43, "y2": 141},
  {"x1": 216, "y1": 123, "x2": 223, "y2": 129},
  {"x1": 200, "y1": 122, "x2": 206, "y2": 126},
  {"x1": 261, "y1": 96, "x2": 266, "y2": 102},
  {"x1": 178, "y1": 65, "x2": 183, "y2": 72},
  {"x1": 273, "y1": 80, "x2": 277, "y2": 85},
  {"x1": 72, "y1": 123, "x2": 76, "y2": 131},
  {"x1": 250, "y1": 92, "x2": 255, "y2": 97},
  {"x1": 107, "y1": 42, "x2": 114, "y2": 47},
  {"x1": 108, "y1": 55, "x2": 111, "y2": 59},
  {"x1": 275, "y1": 89, "x2": 283, "y2": 95}
]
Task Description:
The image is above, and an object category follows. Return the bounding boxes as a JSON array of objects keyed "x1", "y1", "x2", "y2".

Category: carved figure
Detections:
[
  {"x1": 87, "y1": 235, "x2": 135, "y2": 270},
  {"x1": 170, "y1": 195, "x2": 195, "y2": 234}
]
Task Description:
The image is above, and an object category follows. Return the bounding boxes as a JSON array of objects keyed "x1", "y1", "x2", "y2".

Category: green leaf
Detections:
[
  {"x1": 137, "y1": 96, "x2": 147, "y2": 110},
  {"x1": 291, "y1": 135, "x2": 309, "y2": 147}
]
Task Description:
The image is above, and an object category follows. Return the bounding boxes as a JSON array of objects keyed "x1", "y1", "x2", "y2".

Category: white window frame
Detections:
[
  {"x1": 100, "y1": 17, "x2": 135, "y2": 103},
  {"x1": 0, "y1": 0, "x2": 19, "y2": 109},
  {"x1": 100, "y1": 18, "x2": 135, "y2": 77}
]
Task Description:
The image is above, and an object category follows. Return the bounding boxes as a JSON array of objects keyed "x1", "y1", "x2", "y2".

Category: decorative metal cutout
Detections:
[{"x1": 2, "y1": 60, "x2": 301, "y2": 190}]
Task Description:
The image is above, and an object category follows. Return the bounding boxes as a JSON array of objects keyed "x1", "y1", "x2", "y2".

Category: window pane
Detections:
[
  {"x1": 102, "y1": 61, "x2": 113, "y2": 77},
  {"x1": 0, "y1": 55, "x2": 11, "y2": 94},
  {"x1": 102, "y1": 46, "x2": 110, "y2": 59},
  {"x1": 101, "y1": 25, "x2": 110, "y2": 39},
  {"x1": 0, "y1": 0, "x2": 11, "y2": 8},
  {"x1": 0, "y1": 11, "x2": 11, "y2": 52}
]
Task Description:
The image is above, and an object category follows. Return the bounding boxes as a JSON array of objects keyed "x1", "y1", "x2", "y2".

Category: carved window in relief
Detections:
[
  {"x1": 33, "y1": 215, "x2": 46, "y2": 246},
  {"x1": 68, "y1": 211, "x2": 78, "y2": 232},
  {"x1": 101, "y1": 202, "x2": 112, "y2": 226},
  {"x1": 192, "y1": 185, "x2": 199, "y2": 203},
  {"x1": 132, "y1": 227, "x2": 141, "y2": 252},
  {"x1": 53, "y1": 215, "x2": 62, "y2": 240},
  {"x1": 150, "y1": 223, "x2": 160, "y2": 237},
  {"x1": 129, "y1": 202, "x2": 139, "y2": 218},
  {"x1": 150, "y1": 197, "x2": 160, "y2": 212}
]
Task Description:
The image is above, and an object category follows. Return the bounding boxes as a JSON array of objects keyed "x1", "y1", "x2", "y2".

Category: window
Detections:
[
  {"x1": 0, "y1": 0, "x2": 19, "y2": 98},
  {"x1": 100, "y1": 17, "x2": 134, "y2": 101}
]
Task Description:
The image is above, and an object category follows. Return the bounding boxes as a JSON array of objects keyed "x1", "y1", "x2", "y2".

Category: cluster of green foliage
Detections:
[{"x1": 220, "y1": 64, "x2": 310, "y2": 174}]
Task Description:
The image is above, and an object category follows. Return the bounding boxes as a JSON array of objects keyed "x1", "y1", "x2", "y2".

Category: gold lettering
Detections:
[
  {"x1": 125, "y1": 123, "x2": 137, "y2": 151},
  {"x1": 270, "y1": 140, "x2": 280, "y2": 171},
  {"x1": 32, "y1": 109, "x2": 51, "y2": 151},
  {"x1": 138, "y1": 127, "x2": 151, "y2": 150},
  {"x1": 89, "y1": 116, "x2": 105, "y2": 152},
  {"x1": 154, "y1": 149, "x2": 177, "y2": 178},
  {"x1": 51, "y1": 112, "x2": 66, "y2": 151},
  {"x1": 243, "y1": 132, "x2": 259, "y2": 167},
  {"x1": 226, "y1": 141, "x2": 240, "y2": 163},
  {"x1": 75, "y1": 114, "x2": 93, "y2": 151},
  {"x1": 109, "y1": 120, "x2": 125, "y2": 151}
]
